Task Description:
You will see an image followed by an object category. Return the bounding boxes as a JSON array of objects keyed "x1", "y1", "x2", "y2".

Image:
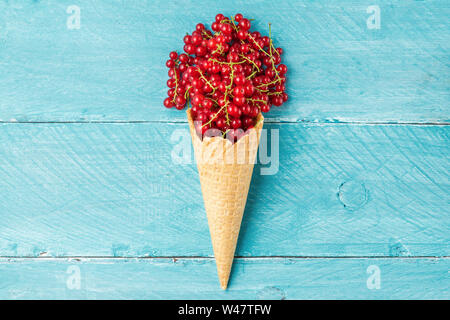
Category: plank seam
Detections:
[
  {"x1": 1, "y1": 256, "x2": 449, "y2": 260},
  {"x1": 0, "y1": 121, "x2": 449, "y2": 125}
]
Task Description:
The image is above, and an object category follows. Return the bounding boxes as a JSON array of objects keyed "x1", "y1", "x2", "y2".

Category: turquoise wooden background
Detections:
[{"x1": 0, "y1": 0, "x2": 449, "y2": 299}]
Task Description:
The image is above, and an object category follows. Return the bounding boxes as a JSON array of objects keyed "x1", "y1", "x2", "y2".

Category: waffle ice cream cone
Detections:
[{"x1": 187, "y1": 109, "x2": 264, "y2": 289}]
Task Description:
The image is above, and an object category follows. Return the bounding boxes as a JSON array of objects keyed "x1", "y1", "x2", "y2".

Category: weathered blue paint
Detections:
[
  {"x1": 0, "y1": 123, "x2": 448, "y2": 257},
  {"x1": 0, "y1": 0, "x2": 448, "y2": 299},
  {"x1": 0, "y1": 0, "x2": 448, "y2": 122},
  {"x1": 0, "y1": 258, "x2": 448, "y2": 299}
]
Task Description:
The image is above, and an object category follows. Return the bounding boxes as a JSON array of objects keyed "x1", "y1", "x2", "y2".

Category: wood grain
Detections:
[
  {"x1": 0, "y1": 0, "x2": 448, "y2": 299},
  {"x1": 0, "y1": 0, "x2": 448, "y2": 122},
  {"x1": 0, "y1": 122, "x2": 448, "y2": 257},
  {"x1": 0, "y1": 257, "x2": 448, "y2": 299}
]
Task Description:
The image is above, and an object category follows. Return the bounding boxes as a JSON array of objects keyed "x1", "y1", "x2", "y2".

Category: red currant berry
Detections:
[
  {"x1": 261, "y1": 104, "x2": 271, "y2": 112},
  {"x1": 169, "y1": 51, "x2": 178, "y2": 60},
  {"x1": 231, "y1": 118, "x2": 242, "y2": 129},
  {"x1": 211, "y1": 22, "x2": 220, "y2": 32},
  {"x1": 175, "y1": 95, "x2": 186, "y2": 106},
  {"x1": 196, "y1": 23, "x2": 205, "y2": 32},
  {"x1": 215, "y1": 13, "x2": 225, "y2": 23},
  {"x1": 272, "y1": 95, "x2": 283, "y2": 106},
  {"x1": 244, "y1": 82, "x2": 254, "y2": 96},
  {"x1": 179, "y1": 53, "x2": 188, "y2": 63},
  {"x1": 202, "y1": 99, "x2": 213, "y2": 109},
  {"x1": 235, "y1": 13, "x2": 243, "y2": 22},
  {"x1": 164, "y1": 97, "x2": 174, "y2": 108},
  {"x1": 216, "y1": 117, "x2": 226, "y2": 129},
  {"x1": 234, "y1": 96, "x2": 246, "y2": 106},
  {"x1": 183, "y1": 35, "x2": 192, "y2": 44},
  {"x1": 240, "y1": 44, "x2": 249, "y2": 53},
  {"x1": 227, "y1": 104, "x2": 241, "y2": 117},
  {"x1": 234, "y1": 73, "x2": 246, "y2": 86},
  {"x1": 233, "y1": 86, "x2": 245, "y2": 97},
  {"x1": 237, "y1": 30, "x2": 247, "y2": 40},
  {"x1": 167, "y1": 79, "x2": 176, "y2": 88},
  {"x1": 196, "y1": 46, "x2": 207, "y2": 56},
  {"x1": 239, "y1": 18, "x2": 251, "y2": 30},
  {"x1": 277, "y1": 64, "x2": 288, "y2": 75}
]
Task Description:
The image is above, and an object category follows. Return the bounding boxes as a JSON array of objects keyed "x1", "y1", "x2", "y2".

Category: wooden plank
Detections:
[
  {"x1": 0, "y1": 122, "x2": 448, "y2": 257},
  {"x1": 0, "y1": 0, "x2": 448, "y2": 122},
  {"x1": 0, "y1": 257, "x2": 448, "y2": 299}
]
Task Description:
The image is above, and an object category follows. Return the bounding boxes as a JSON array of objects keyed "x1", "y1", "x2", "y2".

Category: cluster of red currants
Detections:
[{"x1": 164, "y1": 13, "x2": 288, "y2": 141}]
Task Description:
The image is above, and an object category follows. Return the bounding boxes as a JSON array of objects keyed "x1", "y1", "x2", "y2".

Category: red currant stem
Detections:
[
  {"x1": 247, "y1": 34, "x2": 271, "y2": 58},
  {"x1": 271, "y1": 42, "x2": 280, "y2": 56},
  {"x1": 270, "y1": 58, "x2": 283, "y2": 82},
  {"x1": 171, "y1": 70, "x2": 179, "y2": 104},
  {"x1": 268, "y1": 23, "x2": 273, "y2": 56},
  {"x1": 266, "y1": 24, "x2": 283, "y2": 83},
  {"x1": 222, "y1": 69, "x2": 235, "y2": 125},
  {"x1": 254, "y1": 87, "x2": 268, "y2": 93},
  {"x1": 246, "y1": 70, "x2": 258, "y2": 79},
  {"x1": 201, "y1": 30, "x2": 212, "y2": 39},
  {"x1": 184, "y1": 86, "x2": 191, "y2": 100},
  {"x1": 248, "y1": 98, "x2": 267, "y2": 103},
  {"x1": 222, "y1": 129, "x2": 231, "y2": 138},
  {"x1": 267, "y1": 91, "x2": 283, "y2": 96},
  {"x1": 254, "y1": 117, "x2": 263, "y2": 128},
  {"x1": 257, "y1": 77, "x2": 282, "y2": 88},
  {"x1": 201, "y1": 103, "x2": 227, "y2": 128},
  {"x1": 239, "y1": 54, "x2": 260, "y2": 72},
  {"x1": 211, "y1": 44, "x2": 224, "y2": 56},
  {"x1": 208, "y1": 58, "x2": 245, "y2": 66},
  {"x1": 209, "y1": 97, "x2": 219, "y2": 105},
  {"x1": 197, "y1": 69, "x2": 216, "y2": 94},
  {"x1": 268, "y1": 23, "x2": 281, "y2": 57},
  {"x1": 229, "y1": 16, "x2": 239, "y2": 33}
]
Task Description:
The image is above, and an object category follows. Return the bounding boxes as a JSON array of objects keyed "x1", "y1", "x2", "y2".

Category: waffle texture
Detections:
[{"x1": 187, "y1": 109, "x2": 264, "y2": 289}]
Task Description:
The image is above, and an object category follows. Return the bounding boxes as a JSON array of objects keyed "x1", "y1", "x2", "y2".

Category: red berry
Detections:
[
  {"x1": 164, "y1": 98, "x2": 174, "y2": 108},
  {"x1": 167, "y1": 79, "x2": 176, "y2": 88},
  {"x1": 233, "y1": 86, "x2": 245, "y2": 97},
  {"x1": 233, "y1": 95, "x2": 246, "y2": 106},
  {"x1": 179, "y1": 53, "x2": 188, "y2": 63},
  {"x1": 240, "y1": 44, "x2": 249, "y2": 53},
  {"x1": 215, "y1": 14, "x2": 225, "y2": 23},
  {"x1": 234, "y1": 73, "x2": 246, "y2": 86},
  {"x1": 244, "y1": 82, "x2": 254, "y2": 97},
  {"x1": 211, "y1": 22, "x2": 220, "y2": 32},
  {"x1": 261, "y1": 104, "x2": 270, "y2": 112},
  {"x1": 192, "y1": 94, "x2": 204, "y2": 106},
  {"x1": 202, "y1": 99, "x2": 213, "y2": 109},
  {"x1": 196, "y1": 46, "x2": 207, "y2": 56},
  {"x1": 216, "y1": 117, "x2": 226, "y2": 129},
  {"x1": 166, "y1": 59, "x2": 175, "y2": 68},
  {"x1": 169, "y1": 51, "x2": 178, "y2": 60},
  {"x1": 239, "y1": 18, "x2": 251, "y2": 30},
  {"x1": 231, "y1": 118, "x2": 242, "y2": 129},
  {"x1": 237, "y1": 30, "x2": 247, "y2": 40},
  {"x1": 220, "y1": 23, "x2": 233, "y2": 35},
  {"x1": 227, "y1": 104, "x2": 241, "y2": 117},
  {"x1": 242, "y1": 116, "x2": 254, "y2": 127},
  {"x1": 196, "y1": 23, "x2": 205, "y2": 32},
  {"x1": 183, "y1": 35, "x2": 191, "y2": 44},
  {"x1": 272, "y1": 95, "x2": 283, "y2": 106},
  {"x1": 235, "y1": 13, "x2": 243, "y2": 22},
  {"x1": 277, "y1": 64, "x2": 288, "y2": 75},
  {"x1": 175, "y1": 95, "x2": 186, "y2": 106}
]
